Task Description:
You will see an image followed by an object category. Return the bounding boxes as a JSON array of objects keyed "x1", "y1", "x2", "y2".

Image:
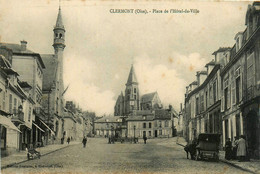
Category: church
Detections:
[
  {"x1": 114, "y1": 65, "x2": 163, "y2": 116},
  {"x1": 111, "y1": 65, "x2": 178, "y2": 138}
]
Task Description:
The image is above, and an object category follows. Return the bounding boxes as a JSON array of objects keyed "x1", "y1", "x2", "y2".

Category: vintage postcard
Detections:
[{"x1": 0, "y1": 0, "x2": 259, "y2": 173}]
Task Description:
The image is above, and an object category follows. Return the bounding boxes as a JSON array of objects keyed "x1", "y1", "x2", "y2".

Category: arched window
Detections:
[{"x1": 59, "y1": 33, "x2": 63, "y2": 39}]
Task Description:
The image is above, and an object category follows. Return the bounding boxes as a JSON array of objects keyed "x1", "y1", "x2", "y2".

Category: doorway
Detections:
[
  {"x1": 245, "y1": 110, "x2": 259, "y2": 158},
  {"x1": 154, "y1": 130, "x2": 158, "y2": 137}
]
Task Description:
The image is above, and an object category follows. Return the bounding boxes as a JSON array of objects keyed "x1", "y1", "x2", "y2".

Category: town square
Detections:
[{"x1": 0, "y1": 0, "x2": 259, "y2": 173}]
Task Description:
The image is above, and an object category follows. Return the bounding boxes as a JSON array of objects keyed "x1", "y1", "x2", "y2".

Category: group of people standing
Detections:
[{"x1": 225, "y1": 135, "x2": 249, "y2": 162}]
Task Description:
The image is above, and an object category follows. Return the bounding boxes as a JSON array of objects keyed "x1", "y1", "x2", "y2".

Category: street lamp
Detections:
[{"x1": 133, "y1": 125, "x2": 136, "y2": 143}]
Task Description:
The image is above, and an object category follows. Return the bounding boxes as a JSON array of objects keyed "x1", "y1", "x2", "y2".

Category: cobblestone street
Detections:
[{"x1": 2, "y1": 138, "x2": 250, "y2": 174}]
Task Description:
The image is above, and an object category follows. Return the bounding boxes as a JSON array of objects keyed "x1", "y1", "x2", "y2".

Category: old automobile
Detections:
[{"x1": 195, "y1": 133, "x2": 221, "y2": 161}]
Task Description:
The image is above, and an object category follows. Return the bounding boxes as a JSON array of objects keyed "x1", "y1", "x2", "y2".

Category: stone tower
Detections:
[
  {"x1": 53, "y1": 6, "x2": 65, "y2": 115},
  {"x1": 124, "y1": 65, "x2": 140, "y2": 115}
]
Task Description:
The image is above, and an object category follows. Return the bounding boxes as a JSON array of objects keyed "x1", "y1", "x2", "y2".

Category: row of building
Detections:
[
  {"x1": 0, "y1": 7, "x2": 92, "y2": 157},
  {"x1": 181, "y1": 2, "x2": 260, "y2": 159},
  {"x1": 94, "y1": 65, "x2": 179, "y2": 139}
]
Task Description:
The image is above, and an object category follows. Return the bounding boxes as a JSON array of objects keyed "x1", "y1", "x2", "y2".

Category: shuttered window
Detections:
[
  {"x1": 9, "y1": 94, "x2": 12, "y2": 114},
  {"x1": 247, "y1": 50, "x2": 255, "y2": 88}
]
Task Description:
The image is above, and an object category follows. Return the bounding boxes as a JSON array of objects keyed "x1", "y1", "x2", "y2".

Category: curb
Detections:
[
  {"x1": 219, "y1": 159, "x2": 256, "y2": 174},
  {"x1": 1, "y1": 143, "x2": 78, "y2": 170},
  {"x1": 175, "y1": 142, "x2": 256, "y2": 174}
]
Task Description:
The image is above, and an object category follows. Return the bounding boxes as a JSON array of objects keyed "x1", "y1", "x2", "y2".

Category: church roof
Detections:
[
  {"x1": 126, "y1": 64, "x2": 138, "y2": 85},
  {"x1": 55, "y1": 7, "x2": 64, "y2": 29},
  {"x1": 141, "y1": 92, "x2": 157, "y2": 103},
  {"x1": 41, "y1": 54, "x2": 57, "y2": 91}
]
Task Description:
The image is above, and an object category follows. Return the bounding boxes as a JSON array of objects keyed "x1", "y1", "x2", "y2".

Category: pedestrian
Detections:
[
  {"x1": 67, "y1": 137, "x2": 71, "y2": 144},
  {"x1": 82, "y1": 136, "x2": 87, "y2": 148},
  {"x1": 237, "y1": 135, "x2": 246, "y2": 162},
  {"x1": 232, "y1": 136, "x2": 239, "y2": 159},
  {"x1": 143, "y1": 135, "x2": 147, "y2": 144},
  {"x1": 225, "y1": 138, "x2": 232, "y2": 160}
]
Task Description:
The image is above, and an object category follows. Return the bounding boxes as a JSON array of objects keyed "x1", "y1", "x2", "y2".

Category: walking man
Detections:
[
  {"x1": 67, "y1": 137, "x2": 71, "y2": 144},
  {"x1": 143, "y1": 135, "x2": 147, "y2": 144},
  {"x1": 82, "y1": 136, "x2": 87, "y2": 148}
]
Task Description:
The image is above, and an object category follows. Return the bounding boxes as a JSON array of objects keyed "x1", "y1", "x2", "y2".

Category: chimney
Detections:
[
  {"x1": 20, "y1": 40, "x2": 27, "y2": 51},
  {"x1": 198, "y1": 71, "x2": 207, "y2": 85},
  {"x1": 196, "y1": 71, "x2": 200, "y2": 86},
  {"x1": 180, "y1": 103, "x2": 183, "y2": 111}
]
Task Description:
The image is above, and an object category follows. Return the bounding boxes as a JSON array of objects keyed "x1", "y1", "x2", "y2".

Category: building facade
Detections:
[
  {"x1": 94, "y1": 117, "x2": 123, "y2": 137},
  {"x1": 0, "y1": 53, "x2": 35, "y2": 155},
  {"x1": 183, "y1": 1, "x2": 260, "y2": 158}
]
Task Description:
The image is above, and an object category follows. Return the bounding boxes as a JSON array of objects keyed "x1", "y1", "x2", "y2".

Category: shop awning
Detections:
[
  {"x1": 0, "y1": 115, "x2": 21, "y2": 132},
  {"x1": 33, "y1": 122, "x2": 45, "y2": 132},
  {"x1": 40, "y1": 120, "x2": 55, "y2": 135}
]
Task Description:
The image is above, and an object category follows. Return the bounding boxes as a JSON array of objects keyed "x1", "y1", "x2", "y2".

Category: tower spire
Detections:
[
  {"x1": 126, "y1": 64, "x2": 138, "y2": 86},
  {"x1": 53, "y1": 4, "x2": 65, "y2": 50},
  {"x1": 55, "y1": 5, "x2": 64, "y2": 29}
]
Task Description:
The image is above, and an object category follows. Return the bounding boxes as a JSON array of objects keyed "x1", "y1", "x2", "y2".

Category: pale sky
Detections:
[{"x1": 0, "y1": 0, "x2": 250, "y2": 115}]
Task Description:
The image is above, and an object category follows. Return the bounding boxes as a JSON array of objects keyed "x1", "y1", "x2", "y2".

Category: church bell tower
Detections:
[
  {"x1": 53, "y1": 6, "x2": 65, "y2": 115},
  {"x1": 125, "y1": 64, "x2": 140, "y2": 115}
]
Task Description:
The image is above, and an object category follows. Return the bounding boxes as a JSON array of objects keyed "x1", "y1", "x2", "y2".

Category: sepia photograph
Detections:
[{"x1": 0, "y1": 0, "x2": 259, "y2": 173}]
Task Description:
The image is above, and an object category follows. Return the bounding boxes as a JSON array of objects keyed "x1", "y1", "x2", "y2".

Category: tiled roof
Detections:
[
  {"x1": 0, "y1": 55, "x2": 18, "y2": 75},
  {"x1": 0, "y1": 43, "x2": 45, "y2": 68},
  {"x1": 155, "y1": 109, "x2": 171, "y2": 120},
  {"x1": 190, "y1": 81, "x2": 198, "y2": 85},
  {"x1": 126, "y1": 115, "x2": 154, "y2": 121},
  {"x1": 95, "y1": 116, "x2": 122, "y2": 123},
  {"x1": 133, "y1": 110, "x2": 154, "y2": 116},
  {"x1": 212, "y1": 47, "x2": 231, "y2": 55},
  {"x1": 141, "y1": 92, "x2": 157, "y2": 103},
  {"x1": 199, "y1": 71, "x2": 207, "y2": 75},
  {"x1": 0, "y1": 42, "x2": 34, "y2": 54},
  {"x1": 205, "y1": 60, "x2": 215, "y2": 67},
  {"x1": 41, "y1": 54, "x2": 57, "y2": 91},
  {"x1": 0, "y1": 55, "x2": 12, "y2": 69}
]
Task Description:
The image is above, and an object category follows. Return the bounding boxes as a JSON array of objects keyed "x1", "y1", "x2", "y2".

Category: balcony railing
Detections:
[{"x1": 11, "y1": 109, "x2": 24, "y2": 122}]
